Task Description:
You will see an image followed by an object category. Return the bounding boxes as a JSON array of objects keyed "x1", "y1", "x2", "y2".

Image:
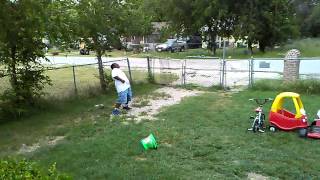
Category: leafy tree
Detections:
[
  {"x1": 76, "y1": 0, "x2": 152, "y2": 91},
  {"x1": 0, "y1": 0, "x2": 51, "y2": 109},
  {"x1": 292, "y1": 0, "x2": 319, "y2": 37},
  {"x1": 46, "y1": 0, "x2": 78, "y2": 50},
  {"x1": 235, "y1": 0, "x2": 298, "y2": 53},
  {"x1": 159, "y1": 0, "x2": 242, "y2": 54},
  {"x1": 159, "y1": 0, "x2": 298, "y2": 53},
  {"x1": 306, "y1": 4, "x2": 320, "y2": 37},
  {"x1": 143, "y1": 0, "x2": 168, "y2": 22},
  {"x1": 0, "y1": 0, "x2": 78, "y2": 118}
]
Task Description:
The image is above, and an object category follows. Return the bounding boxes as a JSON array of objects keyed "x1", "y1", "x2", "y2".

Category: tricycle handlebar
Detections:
[{"x1": 249, "y1": 98, "x2": 273, "y2": 106}]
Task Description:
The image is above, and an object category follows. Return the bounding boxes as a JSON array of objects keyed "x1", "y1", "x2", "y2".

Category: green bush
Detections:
[
  {"x1": 252, "y1": 79, "x2": 320, "y2": 94},
  {"x1": 104, "y1": 73, "x2": 116, "y2": 91},
  {"x1": 0, "y1": 159, "x2": 70, "y2": 180}
]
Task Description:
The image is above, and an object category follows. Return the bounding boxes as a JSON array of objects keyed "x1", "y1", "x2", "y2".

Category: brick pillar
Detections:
[{"x1": 283, "y1": 59, "x2": 300, "y2": 82}]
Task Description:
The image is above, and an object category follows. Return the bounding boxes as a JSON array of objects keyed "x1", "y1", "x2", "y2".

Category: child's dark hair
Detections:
[{"x1": 111, "y1": 63, "x2": 117, "y2": 69}]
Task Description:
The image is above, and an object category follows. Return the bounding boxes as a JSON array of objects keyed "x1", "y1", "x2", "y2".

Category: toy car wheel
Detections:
[
  {"x1": 269, "y1": 126, "x2": 277, "y2": 132},
  {"x1": 298, "y1": 128, "x2": 307, "y2": 138}
]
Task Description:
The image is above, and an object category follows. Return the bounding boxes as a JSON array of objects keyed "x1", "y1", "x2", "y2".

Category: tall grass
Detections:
[{"x1": 252, "y1": 79, "x2": 320, "y2": 94}]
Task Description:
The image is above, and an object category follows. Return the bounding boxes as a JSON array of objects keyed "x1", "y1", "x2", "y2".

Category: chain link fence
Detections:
[
  {"x1": 1, "y1": 57, "x2": 320, "y2": 99},
  {"x1": 0, "y1": 58, "x2": 140, "y2": 99},
  {"x1": 146, "y1": 57, "x2": 320, "y2": 89},
  {"x1": 252, "y1": 58, "x2": 320, "y2": 82}
]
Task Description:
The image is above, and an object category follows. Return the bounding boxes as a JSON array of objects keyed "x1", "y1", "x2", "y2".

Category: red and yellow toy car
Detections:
[
  {"x1": 269, "y1": 92, "x2": 320, "y2": 139},
  {"x1": 269, "y1": 92, "x2": 308, "y2": 131}
]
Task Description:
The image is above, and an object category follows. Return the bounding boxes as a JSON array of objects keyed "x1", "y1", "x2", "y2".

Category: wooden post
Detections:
[
  {"x1": 126, "y1": 58, "x2": 133, "y2": 82},
  {"x1": 72, "y1": 65, "x2": 78, "y2": 95}
]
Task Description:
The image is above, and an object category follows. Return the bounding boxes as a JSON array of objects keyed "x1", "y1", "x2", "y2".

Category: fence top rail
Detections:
[
  {"x1": 186, "y1": 56, "x2": 220, "y2": 59},
  {"x1": 45, "y1": 59, "x2": 127, "y2": 70},
  {"x1": 148, "y1": 56, "x2": 320, "y2": 61},
  {"x1": 0, "y1": 59, "x2": 128, "y2": 76},
  {"x1": 253, "y1": 57, "x2": 320, "y2": 61}
]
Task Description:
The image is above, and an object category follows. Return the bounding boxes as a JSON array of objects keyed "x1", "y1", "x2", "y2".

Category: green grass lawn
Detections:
[
  {"x1": 48, "y1": 38, "x2": 320, "y2": 59},
  {"x1": 1, "y1": 87, "x2": 320, "y2": 179},
  {"x1": 0, "y1": 83, "x2": 160, "y2": 156}
]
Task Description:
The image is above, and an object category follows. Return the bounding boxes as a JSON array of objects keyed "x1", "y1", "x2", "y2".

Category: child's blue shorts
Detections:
[{"x1": 117, "y1": 88, "x2": 133, "y2": 104}]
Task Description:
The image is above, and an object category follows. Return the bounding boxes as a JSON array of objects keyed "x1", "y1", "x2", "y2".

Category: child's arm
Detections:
[{"x1": 114, "y1": 76, "x2": 125, "y2": 83}]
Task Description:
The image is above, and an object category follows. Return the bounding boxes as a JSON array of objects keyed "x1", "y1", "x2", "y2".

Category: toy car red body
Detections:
[
  {"x1": 269, "y1": 92, "x2": 308, "y2": 131},
  {"x1": 269, "y1": 92, "x2": 320, "y2": 139}
]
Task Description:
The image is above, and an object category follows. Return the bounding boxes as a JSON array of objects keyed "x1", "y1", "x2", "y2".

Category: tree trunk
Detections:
[
  {"x1": 248, "y1": 40, "x2": 253, "y2": 55},
  {"x1": 259, "y1": 40, "x2": 266, "y2": 53},
  {"x1": 209, "y1": 31, "x2": 217, "y2": 55},
  {"x1": 97, "y1": 51, "x2": 107, "y2": 92},
  {"x1": 9, "y1": 46, "x2": 18, "y2": 94}
]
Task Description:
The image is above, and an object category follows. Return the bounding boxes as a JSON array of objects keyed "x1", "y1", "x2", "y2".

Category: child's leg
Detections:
[
  {"x1": 126, "y1": 88, "x2": 133, "y2": 105},
  {"x1": 123, "y1": 88, "x2": 132, "y2": 110},
  {"x1": 116, "y1": 90, "x2": 128, "y2": 108}
]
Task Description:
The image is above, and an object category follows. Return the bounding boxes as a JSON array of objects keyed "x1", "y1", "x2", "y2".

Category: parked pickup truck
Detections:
[{"x1": 155, "y1": 39, "x2": 187, "y2": 52}]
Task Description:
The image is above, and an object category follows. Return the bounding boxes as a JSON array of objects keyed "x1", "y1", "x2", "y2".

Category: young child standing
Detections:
[{"x1": 111, "y1": 63, "x2": 132, "y2": 110}]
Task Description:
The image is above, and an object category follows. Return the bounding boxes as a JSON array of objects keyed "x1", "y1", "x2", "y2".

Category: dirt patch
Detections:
[
  {"x1": 18, "y1": 143, "x2": 41, "y2": 154},
  {"x1": 127, "y1": 87, "x2": 203, "y2": 123},
  {"x1": 247, "y1": 172, "x2": 269, "y2": 180},
  {"x1": 162, "y1": 142, "x2": 173, "y2": 148},
  {"x1": 135, "y1": 156, "x2": 147, "y2": 161},
  {"x1": 47, "y1": 136, "x2": 65, "y2": 146},
  {"x1": 18, "y1": 136, "x2": 65, "y2": 154}
]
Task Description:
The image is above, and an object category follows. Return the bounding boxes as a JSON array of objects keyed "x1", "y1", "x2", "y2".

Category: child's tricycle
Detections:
[
  {"x1": 269, "y1": 92, "x2": 320, "y2": 139},
  {"x1": 298, "y1": 110, "x2": 320, "y2": 138}
]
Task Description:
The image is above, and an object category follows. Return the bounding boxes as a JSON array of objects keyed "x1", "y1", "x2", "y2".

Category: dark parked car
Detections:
[{"x1": 186, "y1": 36, "x2": 202, "y2": 49}]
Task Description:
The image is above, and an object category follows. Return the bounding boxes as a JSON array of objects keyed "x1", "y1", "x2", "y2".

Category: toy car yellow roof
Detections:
[
  {"x1": 271, "y1": 92, "x2": 304, "y2": 118},
  {"x1": 275, "y1": 92, "x2": 300, "y2": 98}
]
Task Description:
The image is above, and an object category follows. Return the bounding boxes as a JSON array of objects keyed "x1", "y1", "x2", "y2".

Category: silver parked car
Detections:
[{"x1": 156, "y1": 39, "x2": 186, "y2": 52}]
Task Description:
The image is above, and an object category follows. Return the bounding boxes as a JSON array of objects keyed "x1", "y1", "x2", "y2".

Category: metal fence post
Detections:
[
  {"x1": 147, "y1": 56, "x2": 154, "y2": 83},
  {"x1": 181, "y1": 61, "x2": 184, "y2": 85},
  {"x1": 222, "y1": 40, "x2": 227, "y2": 90},
  {"x1": 250, "y1": 57, "x2": 254, "y2": 87},
  {"x1": 126, "y1": 58, "x2": 133, "y2": 82},
  {"x1": 72, "y1": 65, "x2": 78, "y2": 95},
  {"x1": 183, "y1": 60, "x2": 187, "y2": 85},
  {"x1": 222, "y1": 60, "x2": 226, "y2": 90},
  {"x1": 219, "y1": 58, "x2": 223, "y2": 87},
  {"x1": 248, "y1": 59, "x2": 251, "y2": 87}
]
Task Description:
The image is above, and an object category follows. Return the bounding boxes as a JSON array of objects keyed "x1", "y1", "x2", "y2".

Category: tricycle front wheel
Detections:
[{"x1": 269, "y1": 125, "x2": 277, "y2": 132}]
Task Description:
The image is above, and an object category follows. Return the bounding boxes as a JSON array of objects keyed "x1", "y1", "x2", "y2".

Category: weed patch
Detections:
[{"x1": 252, "y1": 79, "x2": 320, "y2": 94}]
